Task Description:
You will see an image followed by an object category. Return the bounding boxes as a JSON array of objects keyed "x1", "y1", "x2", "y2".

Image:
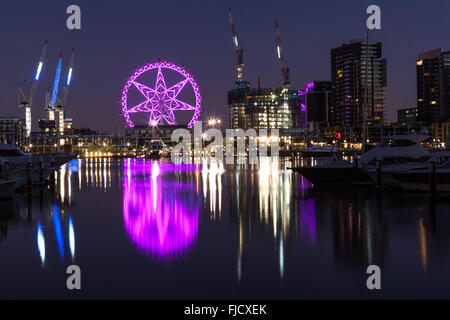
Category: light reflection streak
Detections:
[
  {"x1": 201, "y1": 160, "x2": 224, "y2": 219},
  {"x1": 60, "y1": 165, "x2": 65, "y2": 203},
  {"x1": 69, "y1": 216, "x2": 75, "y2": 260},
  {"x1": 52, "y1": 203, "x2": 64, "y2": 260},
  {"x1": 418, "y1": 218, "x2": 427, "y2": 271},
  {"x1": 37, "y1": 222, "x2": 45, "y2": 266}
]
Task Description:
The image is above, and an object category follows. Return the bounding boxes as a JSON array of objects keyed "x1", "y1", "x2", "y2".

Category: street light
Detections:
[{"x1": 207, "y1": 118, "x2": 222, "y2": 127}]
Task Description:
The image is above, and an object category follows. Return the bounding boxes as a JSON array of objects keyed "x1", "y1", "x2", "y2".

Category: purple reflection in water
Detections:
[
  {"x1": 299, "y1": 199, "x2": 316, "y2": 244},
  {"x1": 123, "y1": 160, "x2": 200, "y2": 259}
]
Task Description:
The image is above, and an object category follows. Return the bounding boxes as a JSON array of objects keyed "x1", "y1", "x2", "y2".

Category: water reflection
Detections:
[
  {"x1": 122, "y1": 160, "x2": 200, "y2": 259},
  {"x1": 37, "y1": 222, "x2": 45, "y2": 265},
  {"x1": 202, "y1": 159, "x2": 224, "y2": 219},
  {"x1": 230, "y1": 157, "x2": 314, "y2": 281},
  {"x1": 1, "y1": 158, "x2": 450, "y2": 298}
]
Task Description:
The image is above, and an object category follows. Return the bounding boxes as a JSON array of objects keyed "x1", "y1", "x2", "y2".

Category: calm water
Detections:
[{"x1": 1, "y1": 157, "x2": 450, "y2": 299}]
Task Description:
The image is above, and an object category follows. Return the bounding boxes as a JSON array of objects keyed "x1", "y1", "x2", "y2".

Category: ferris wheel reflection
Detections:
[{"x1": 122, "y1": 160, "x2": 200, "y2": 260}]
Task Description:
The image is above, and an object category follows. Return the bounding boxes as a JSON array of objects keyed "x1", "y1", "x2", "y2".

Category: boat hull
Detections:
[
  {"x1": 387, "y1": 171, "x2": 450, "y2": 192},
  {"x1": 291, "y1": 166, "x2": 372, "y2": 186}
]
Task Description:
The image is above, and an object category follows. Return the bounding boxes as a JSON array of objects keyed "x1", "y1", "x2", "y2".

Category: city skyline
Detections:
[{"x1": 1, "y1": 0, "x2": 450, "y2": 132}]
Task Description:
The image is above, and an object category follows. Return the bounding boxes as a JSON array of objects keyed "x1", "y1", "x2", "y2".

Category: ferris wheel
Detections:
[{"x1": 121, "y1": 61, "x2": 202, "y2": 128}]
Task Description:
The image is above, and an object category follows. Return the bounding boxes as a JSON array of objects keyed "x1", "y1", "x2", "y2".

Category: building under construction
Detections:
[
  {"x1": 228, "y1": 86, "x2": 301, "y2": 130},
  {"x1": 227, "y1": 10, "x2": 302, "y2": 131}
]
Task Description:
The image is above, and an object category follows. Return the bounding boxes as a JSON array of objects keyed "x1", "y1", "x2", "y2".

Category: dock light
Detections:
[{"x1": 150, "y1": 120, "x2": 158, "y2": 127}]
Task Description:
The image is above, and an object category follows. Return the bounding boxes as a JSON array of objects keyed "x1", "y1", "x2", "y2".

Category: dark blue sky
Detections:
[{"x1": 1, "y1": 0, "x2": 449, "y2": 132}]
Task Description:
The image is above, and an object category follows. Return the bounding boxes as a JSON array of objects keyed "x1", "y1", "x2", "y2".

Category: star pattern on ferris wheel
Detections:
[{"x1": 127, "y1": 66, "x2": 197, "y2": 126}]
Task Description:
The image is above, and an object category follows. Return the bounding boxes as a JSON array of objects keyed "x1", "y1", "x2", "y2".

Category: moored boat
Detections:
[
  {"x1": 291, "y1": 134, "x2": 432, "y2": 187},
  {"x1": 0, "y1": 143, "x2": 76, "y2": 190},
  {"x1": 383, "y1": 159, "x2": 450, "y2": 192}
]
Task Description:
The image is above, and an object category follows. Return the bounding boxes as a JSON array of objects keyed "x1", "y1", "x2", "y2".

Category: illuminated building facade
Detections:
[
  {"x1": 330, "y1": 40, "x2": 387, "y2": 128},
  {"x1": 0, "y1": 117, "x2": 23, "y2": 147},
  {"x1": 417, "y1": 49, "x2": 450, "y2": 123},
  {"x1": 228, "y1": 81, "x2": 251, "y2": 129},
  {"x1": 228, "y1": 86, "x2": 300, "y2": 130}
]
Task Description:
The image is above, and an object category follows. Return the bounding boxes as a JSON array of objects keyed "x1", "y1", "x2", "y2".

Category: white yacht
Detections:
[
  {"x1": 366, "y1": 150, "x2": 450, "y2": 191},
  {"x1": 291, "y1": 134, "x2": 432, "y2": 187}
]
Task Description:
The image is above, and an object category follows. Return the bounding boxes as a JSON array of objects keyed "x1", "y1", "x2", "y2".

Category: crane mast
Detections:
[
  {"x1": 228, "y1": 8, "x2": 244, "y2": 82},
  {"x1": 17, "y1": 40, "x2": 48, "y2": 138},
  {"x1": 60, "y1": 48, "x2": 75, "y2": 108},
  {"x1": 274, "y1": 21, "x2": 290, "y2": 89}
]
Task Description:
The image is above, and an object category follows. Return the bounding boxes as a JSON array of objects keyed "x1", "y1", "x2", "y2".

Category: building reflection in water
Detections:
[
  {"x1": 122, "y1": 159, "x2": 200, "y2": 260},
  {"x1": 331, "y1": 193, "x2": 387, "y2": 269},
  {"x1": 201, "y1": 159, "x2": 224, "y2": 220},
  {"x1": 231, "y1": 157, "x2": 316, "y2": 281}
]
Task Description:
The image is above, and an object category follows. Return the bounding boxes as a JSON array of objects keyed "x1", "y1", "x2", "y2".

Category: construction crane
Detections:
[
  {"x1": 59, "y1": 48, "x2": 75, "y2": 108},
  {"x1": 274, "y1": 21, "x2": 290, "y2": 89},
  {"x1": 47, "y1": 53, "x2": 63, "y2": 108},
  {"x1": 17, "y1": 40, "x2": 48, "y2": 138},
  {"x1": 44, "y1": 49, "x2": 75, "y2": 143},
  {"x1": 45, "y1": 53, "x2": 64, "y2": 138},
  {"x1": 227, "y1": 8, "x2": 244, "y2": 82}
]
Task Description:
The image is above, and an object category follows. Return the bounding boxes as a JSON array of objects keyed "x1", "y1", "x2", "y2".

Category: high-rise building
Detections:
[
  {"x1": 0, "y1": 117, "x2": 23, "y2": 147},
  {"x1": 228, "y1": 81, "x2": 251, "y2": 129},
  {"x1": 298, "y1": 81, "x2": 332, "y2": 125},
  {"x1": 228, "y1": 86, "x2": 300, "y2": 130},
  {"x1": 330, "y1": 40, "x2": 387, "y2": 128},
  {"x1": 397, "y1": 107, "x2": 418, "y2": 125},
  {"x1": 416, "y1": 49, "x2": 450, "y2": 123}
]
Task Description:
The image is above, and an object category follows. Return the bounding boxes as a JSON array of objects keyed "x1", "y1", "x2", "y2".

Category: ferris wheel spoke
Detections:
[
  {"x1": 166, "y1": 79, "x2": 189, "y2": 100},
  {"x1": 154, "y1": 67, "x2": 167, "y2": 93},
  {"x1": 162, "y1": 114, "x2": 176, "y2": 125},
  {"x1": 127, "y1": 100, "x2": 152, "y2": 113},
  {"x1": 133, "y1": 81, "x2": 156, "y2": 100},
  {"x1": 171, "y1": 99, "x2": 196, "y2": 110}
]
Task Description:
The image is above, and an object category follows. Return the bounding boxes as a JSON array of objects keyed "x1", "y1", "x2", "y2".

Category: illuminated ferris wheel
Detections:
[{"x1": 121, "y1": 61, "x2": 202, "y2": 128}]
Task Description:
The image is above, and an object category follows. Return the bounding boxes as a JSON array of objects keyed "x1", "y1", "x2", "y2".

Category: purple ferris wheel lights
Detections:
[{"x1": 121, "y1": 61, "x2": 202, "y2": 128}]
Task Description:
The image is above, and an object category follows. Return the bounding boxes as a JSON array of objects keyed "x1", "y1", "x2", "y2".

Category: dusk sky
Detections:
[{"x1": 1, "y1": 0, "x2": 449, "y2": 132}]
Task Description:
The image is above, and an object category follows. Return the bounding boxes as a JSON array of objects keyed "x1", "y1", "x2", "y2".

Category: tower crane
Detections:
[
  {"x1": 274, "y1": 21, "x2": 290, "y2": 89},
  {"x1": 17, "y1": 40, "x2": 48, "y2": 138},
  {"x1": 59, "y1": 48, "x2": 75, "y2": 108},
  {"x1": 227, "y1": 8, "x2": 244, "y2": 82}
]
